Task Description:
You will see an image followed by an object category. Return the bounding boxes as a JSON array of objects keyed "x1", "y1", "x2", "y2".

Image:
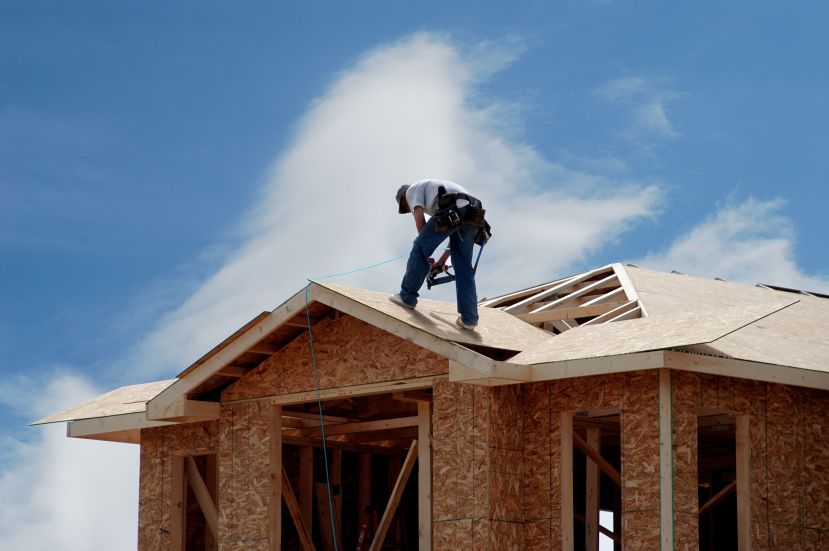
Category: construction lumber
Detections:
[
  {"x1": 572, "y1": 432, "x2": 621, "y2": 486},
  {"x1": 504, "y1": 265, "x2": 613, "y2": 314},
  {"x1": 369, "y1": 440, "x2": 419, "y2": 551},
  {"x1": 516, "y1": 302, "x2": 620, "y2": 324},
  {"x1": 530, "y1": 274, "x2": 619, "y2": 314},
  {"x1": 299, "y1": 447, "x2": 314, "y2": 530},
  {"x1": 266, "y1": 375, "x2": 444, "y2": 406},
  {"x1": 171, "y1": 456, "x2": 185, "y2": 550},
  {"x1": 417, "y1": 401, "x2": 432, "y2": 551},
  {"x1": 315, "y1": 483, "x2": 337, "y2": 551},
  {"x1": 561, "y1": 413, "x2": 574, "y2": 551},
  {"x1": 735, "y1": 415, "x2": 750, "y2": 551},
  {"x1": 294, "y1": 416, "x2": 419, "y2": 438},
  {"x1": 281, "y1": 466, "x2": 315, "y2": 551},
  {"x1": 698, "y1": 480, "x2": 737, "y2": 516},
  {"x1": 270, "y1": 405, "x2": 283, "y2": 551},
  {"x1": 585, "y1": 427, "x2": 601, "y2": 551},
  {"x1": 185, "y1": 456, "x2": 219, "y2": 541}
]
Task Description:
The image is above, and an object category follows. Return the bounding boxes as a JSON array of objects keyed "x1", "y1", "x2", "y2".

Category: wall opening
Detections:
[
  {"x1": 697, "y1": 412, "x2": 737, "y2": 551},
  {"x1": 277, "y1": 391, "x2": 430, "y2": 550},
  {"x1": 566, "y1": 408, "x2": 622, "y2": 551}
]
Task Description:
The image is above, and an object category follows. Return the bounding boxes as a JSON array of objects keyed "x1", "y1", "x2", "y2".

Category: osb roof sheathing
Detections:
[
  {"x1": 510, "y1": 300, "x2": 797, "y2": 365},
  {"x1": 627, "y1": 266, "x2": 829, "y2": 373},
  {"x1": 33, "y1": 379, "x2": 175, "y2": 425},
  {"x1": 316, "y1": 281, "x2": 550, "y2": 352}
]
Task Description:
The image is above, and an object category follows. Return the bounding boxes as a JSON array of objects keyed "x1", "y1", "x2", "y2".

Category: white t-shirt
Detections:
[{"x1": 404, "y1": 179, "x2": 471, "y2": 216}]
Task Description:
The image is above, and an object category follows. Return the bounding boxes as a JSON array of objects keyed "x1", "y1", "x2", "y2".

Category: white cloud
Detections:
[
  {"x1": 118, "y1": 33, "x2": 661, "y2": 379},
  {"x1": 595, "y1": 76, "x2": 682, "y2": 140},
  {"x1": 0, "y1": 373, "x2": 138, "y2": 551},
  {"x1": 637, "y1": 197, "x2": 829, "y2": 293}
]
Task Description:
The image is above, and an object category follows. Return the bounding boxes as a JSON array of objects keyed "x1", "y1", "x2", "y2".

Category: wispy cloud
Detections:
[
  {"x1": 120, "y1": 32, "x2": 662, "y2": 380},
  {"x1": 637, "y1": 197, "x2": 829, "y2": 292},
  {"x1": 0, "y1": 374, "x2": 139, "y2": 551},
  {"x1": 595, "y1": 76, "x2": 683, "y2": 140}
]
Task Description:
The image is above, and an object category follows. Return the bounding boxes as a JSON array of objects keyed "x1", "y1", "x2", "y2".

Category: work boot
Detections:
[{"x1": 389, "y1": 294, "x2": 415, "y2": 309}]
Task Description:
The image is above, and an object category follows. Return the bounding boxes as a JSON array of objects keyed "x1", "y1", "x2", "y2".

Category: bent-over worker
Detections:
[{"x1": 390, "y1": 179, "x2": 487, "y2": 330}]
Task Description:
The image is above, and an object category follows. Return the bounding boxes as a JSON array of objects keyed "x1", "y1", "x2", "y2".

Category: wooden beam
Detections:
[
  {"x1": 735, "y1": 415, "x2": 751, "y2": 550},
  {"x1": 67, "y1": 412, "x2": 174, "y2": 443},
  {"x1": 699, "y1": 480, "x2": 737, "y2": 516},
  {"x1": 664, "y1": 350, "x2": 829, "y2": 391},
  {"x1": 658, "y1": 369, "x2": 674, "y2": 551},
  {"x1": 171, "y1": 456, "x2": 185, "y2": 551},
  {"x1": 515, "y1": 302, "x2": 620, "y2": 324},
  {"x1": 332, "y1": 449, "x2": 343, "y2": 551},
  {"x1": 185, "y1": 456, "x2": 219, "y2": 541},
  {"x1": 218, "y1": 366, "x2": 250, "y2": 378},
  {"x1": 295, "y1": 416, "x2": 419, "y2": 438},
  {"x1": 281, "y1": 466, "x2": 316, "y2": 551},
  {"x1": 580, "y1": 300, "x2": 638, "y2": 326},
  {"x1": 531, "y1": 274, "x2": 619, "y2": 314},
  {"x1": 262, "y1": 375, "x2": 444, "y2": 406},
  {"x1": 572, "y1": 432, "x2": 621, "y2": 486},
  {"x1": 561, "y1": 413, "x2": 574, "y2": 551},
  {"x1": 270, "y1": 405, "x2": 283, "y2": 551},
  {"x1": 393, "y1": 390, "x2": 433, "y2": 403},
  {"x1": 358, "y1": 452, "x2": 372, "y2": 527},
  {"x1": 250, "y1": 342, "x2": 281, "y2": 355},
  {"x1": 585, "y1": 428, "x2": 601, "y2": 551},
  {"x1": 418, "y1": 401, "x2": 432, "y2": 551},
  {"x1": 300, "y1": 446, "x2": 314, "y2": 531},
  {"x1": 503, "y1": 265, "x2": 614, "y2": 314},
  {"x1": 369, "y1": 440, "x2": 419, "y2": 551},
  {"x1": 316, "y1": 483, "x2": 337, "y2": 551}
]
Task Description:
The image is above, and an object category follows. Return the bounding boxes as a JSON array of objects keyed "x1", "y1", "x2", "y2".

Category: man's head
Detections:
[{"x1": 395, "y1": 185, "x2": 410, "y2": 214}]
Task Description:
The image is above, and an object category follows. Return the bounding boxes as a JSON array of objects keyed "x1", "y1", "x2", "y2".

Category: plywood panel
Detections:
[
  {"x1": 223, "y1": 315, "x2": 447, "y2": 401},
  {"x1": 512, "y1": 301, "x2": 795, "y2": 365},
  {"x1": 138, "y1": 428, "x2": 164, "y2": 551},
  {"x1": 317, "y1": 281, "x2": 550, "y2": 352},
  {"x1": 35, "y1": 379, "x2": 175, "y2": 424},
  {"x1": 621, "y1": 510, "x2": 660, "y2": 550},
  {"x1": 621, "y1": 371, "x2": 660, "y2": 513},
  {"x1": 803, "y1": 388, "x2": 829, "y2": 530}
]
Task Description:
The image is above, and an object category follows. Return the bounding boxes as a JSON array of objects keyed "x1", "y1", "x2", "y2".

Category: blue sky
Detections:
[{"x1": 1, "y1": 2, "x2": 827, "y2": 548}]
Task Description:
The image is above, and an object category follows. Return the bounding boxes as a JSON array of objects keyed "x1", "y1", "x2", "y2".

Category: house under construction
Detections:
[{"x1": 37, "y1": 263, "x2": 829, "y2": 550}]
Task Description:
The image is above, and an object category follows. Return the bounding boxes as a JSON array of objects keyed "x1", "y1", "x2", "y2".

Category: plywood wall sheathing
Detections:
[
  {"x1": 223, "y1": 315, "x2": 448, "y2": 402},
  {"x1": 669, "y1": 371, "x2": 829, "y2": 549}
]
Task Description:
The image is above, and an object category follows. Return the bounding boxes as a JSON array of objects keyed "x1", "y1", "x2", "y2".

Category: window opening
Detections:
[{"x1": 698, "y1": 413, "x2": 737, "y2": 550}]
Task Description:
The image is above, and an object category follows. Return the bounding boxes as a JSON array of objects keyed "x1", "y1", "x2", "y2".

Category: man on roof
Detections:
[{"x1": 390, "y1": 179, "x2": 488, "y2": 331}]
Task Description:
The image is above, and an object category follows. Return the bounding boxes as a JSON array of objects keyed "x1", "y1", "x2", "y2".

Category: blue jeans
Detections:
[{"x1": 399, "y1": 206, "x2": 479, "y2": 325}]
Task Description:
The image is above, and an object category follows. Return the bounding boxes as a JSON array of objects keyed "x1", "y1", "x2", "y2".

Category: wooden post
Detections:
[
  {"x1": 300, "y1": 447, "x2": 314, "y2": 531},
  {"x1": 585, "y1": 427, "x2": 601, "y2": 551},
  {"x1": 561, "y1": 412, "x2": 574, "y2": 551},
  {"x1": 170, "y1": 455, "x2": 185, "y2": 551},
  {"x1": 316, "y1": 483, "x2": 337, "y2": 551},
  {"x1": 417, "y1": 401, "x2": 432, "y2": 551},
  {"x1": 369, "y1": 440, "x2": 419, "y2": 551},
  {"x1": 270, "y1": 405, "x2": 283, "y2": 551},
  {"x1": 735, "y1": 415, "x2": 751, "y2": 551},
  {"x1": 331, "y1": 449, "x2": 343, "y2": 551},
  {"x1": 658, "y1": 369, "x2": 674, "y2": 551},
  {"x1": 358, "y1": 452, "x2": 372, "y2": 519}
]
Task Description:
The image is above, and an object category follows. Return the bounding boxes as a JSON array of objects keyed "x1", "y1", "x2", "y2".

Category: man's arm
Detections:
[{"x1": 412, "y1": 206, "x2": 427, "y2": 233}]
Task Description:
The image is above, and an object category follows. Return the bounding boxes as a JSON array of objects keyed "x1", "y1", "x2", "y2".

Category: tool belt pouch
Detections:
[
  {"x1": 434, "y1": 187, "x2": 462, "y2": 232},
  {"x1": 465, "y1": 205, "x2": 486, "y2": 227},
  {"x1": 475, "y1": 220, "x2": 492, "y2": 246}
]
